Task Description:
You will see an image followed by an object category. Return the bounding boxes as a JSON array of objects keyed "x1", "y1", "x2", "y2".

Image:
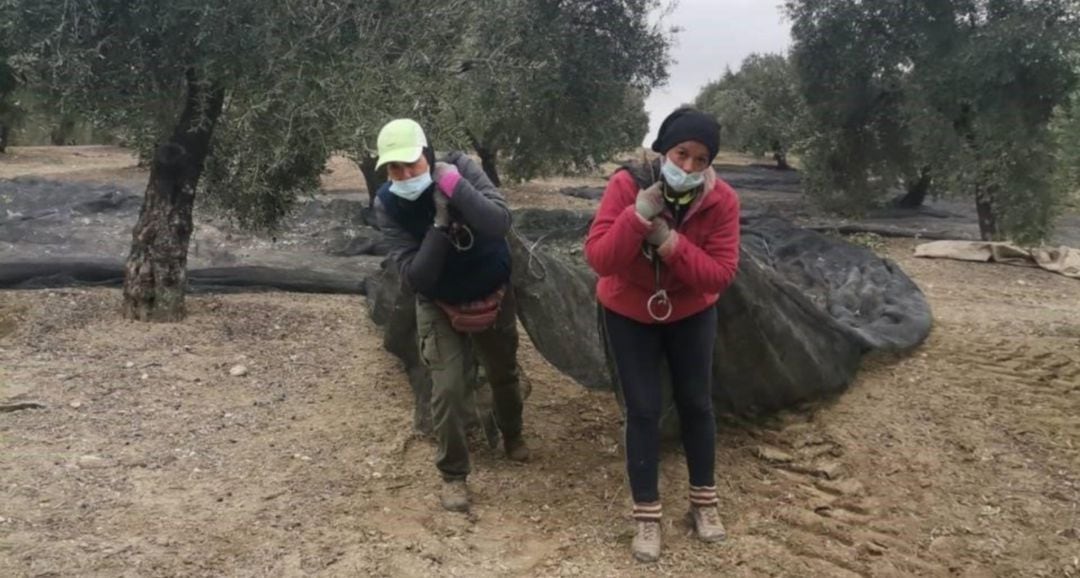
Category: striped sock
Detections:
[
  {"x1": 632, "y1": 502, "x2": 663, "y2": 522},
  {"x1": 689, "y1": 485, "x2": 718, "y2": 508}
]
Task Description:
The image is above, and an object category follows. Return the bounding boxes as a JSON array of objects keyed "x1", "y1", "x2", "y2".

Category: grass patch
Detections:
[{"x1": 823, "y1": 230, "x2": 887, "y2": 253}]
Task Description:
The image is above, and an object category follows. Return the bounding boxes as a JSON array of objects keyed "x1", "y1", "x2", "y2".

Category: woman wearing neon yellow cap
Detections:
[{"x1": 373, "y1": 118, "x2": 530, "y2": 513}]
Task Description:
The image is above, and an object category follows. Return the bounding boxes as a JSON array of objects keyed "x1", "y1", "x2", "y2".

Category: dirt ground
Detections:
[{"x1": 2, "y1": 147, "x2": 1079, "y2": 577}]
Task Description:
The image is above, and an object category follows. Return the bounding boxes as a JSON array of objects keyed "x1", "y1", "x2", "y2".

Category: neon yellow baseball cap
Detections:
[{"x1": 375, "y1": 118, "x2": 428, "y2": 169}]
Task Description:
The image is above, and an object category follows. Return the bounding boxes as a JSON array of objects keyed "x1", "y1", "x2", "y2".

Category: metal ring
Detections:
[
  {"x1": 647, "y1": 290, "x2": 673, "y2": 322},
  {"x1": 451, "y1": 224, "x2": 475, "y2": 252}
]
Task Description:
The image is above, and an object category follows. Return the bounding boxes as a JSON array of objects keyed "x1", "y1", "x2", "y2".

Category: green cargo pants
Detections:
[{"x1": 416, "y1": 287, "x2": 524, "y2": 481}]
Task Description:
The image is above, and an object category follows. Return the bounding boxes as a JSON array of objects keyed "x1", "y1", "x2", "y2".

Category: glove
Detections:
[
  {"x1": 635, "y1": 181, "x2": 664, "y2": 220},
  {"x1": 645, "y1": 218, "x2": 672, "y2": 247},
  {"x1": 433, "y1": 189, "x2": 451, "y2": 227},
  {"x1": 433, "y1": 161, "x2": 462, "y2": 197}
]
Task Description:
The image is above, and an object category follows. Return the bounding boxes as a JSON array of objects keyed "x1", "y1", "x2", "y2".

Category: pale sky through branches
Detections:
[{"x1": 644, "y1": 0, "x2": 791, "y2": 145}]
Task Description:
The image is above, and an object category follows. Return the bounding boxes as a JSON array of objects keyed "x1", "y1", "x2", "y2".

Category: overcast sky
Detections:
[{"x1": 643, "y1": 0, "x2": 791, "y2": 145}]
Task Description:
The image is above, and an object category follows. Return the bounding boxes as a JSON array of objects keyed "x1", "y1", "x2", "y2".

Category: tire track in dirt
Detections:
[
  {"x1": 933, "y1": 336, "x2": 1080, "y2": 445},
  {"x1": 742, "y1": 415, "x2": 952, "y2": 577}
]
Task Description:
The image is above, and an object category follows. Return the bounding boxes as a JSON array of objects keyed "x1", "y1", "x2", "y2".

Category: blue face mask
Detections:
[
  {"x1": 389, "y1": 171, "x2": 433, "y2": 201},
  {"x1": 661, "y1": 159, "x2": 705, "y2": 193}
]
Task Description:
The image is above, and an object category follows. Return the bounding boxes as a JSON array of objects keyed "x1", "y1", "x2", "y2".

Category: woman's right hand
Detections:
[
  {"x1": 634, "y1": 182, "x2": 664, "y2": 220},
  {"x1": 645, "y1": 218, "x2": 672, "y2": 246}
]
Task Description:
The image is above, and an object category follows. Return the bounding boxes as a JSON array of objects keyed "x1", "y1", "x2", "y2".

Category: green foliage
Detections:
[
  {"x1": 0, "y1": 61, "x2": 15, "y2": 109},
  {"x1": 1, "y1": 89, "x2": 116, "y2": 146},
  {"x1": 694, "y1": 53, "x2": 807, "y2": 169},
  {"x1": 786, "y1": 0, "x2": 1080, "y2": 242},
  {"x1": 196, "y1": 2, "x2": 476, "y2": 229},
  {"x1": 444, "y1": 0, "x2": 671, "y2": 182},
  {"x1": 3, "y1": 0, "x2": 672, "y2": 227},
  {"x1": 0, "y1": 43, "x2": 21, "y2": 145},
  {"x1": 903, "y1": 0, "x2": 1079, "y2": 243},
  {"x1": 4, "y1": 0, "x2": 477, "y2": 229},
  {"x1": 201, "y1": 101, "x2": 332, "y2": 230},
  {"x1": 786, "y1": 1, "x2": 922, "y2": 212},
  {"x1": 1052, "y1": 87, "x2": 1080, "y2": 211},
  {"x1": 9, "y1": 0, "x2": 247, "y2": 149}
]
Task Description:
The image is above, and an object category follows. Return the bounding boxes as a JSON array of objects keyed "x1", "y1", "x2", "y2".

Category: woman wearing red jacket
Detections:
[{"x1": 585, "y1": 108, "x2": 740, "y2": 562}]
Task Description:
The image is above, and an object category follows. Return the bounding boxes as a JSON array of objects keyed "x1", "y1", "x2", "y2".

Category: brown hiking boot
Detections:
[
  {"x1": 440, "y1": 479, "x2": 469, "y2": 512},
  {"x1": 504, "y1": 435, "x2": 530, "y2": 462},
  {"x1": 632, "y1": 520, "x2": 662, "y2": 562},
  {"x1": 688, "y1": 505, "x2": 727, "y2": 543}
]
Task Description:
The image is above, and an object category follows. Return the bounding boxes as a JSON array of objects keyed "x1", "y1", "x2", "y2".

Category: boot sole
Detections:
[
  {"x1": 632, "y1": 550, "x2": 660, "y2": 563},
  {"x1": 441, "y1": 500, "x2": 470, "y2": 513}
]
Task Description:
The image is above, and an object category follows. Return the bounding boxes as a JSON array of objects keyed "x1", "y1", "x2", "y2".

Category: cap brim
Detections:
[{"x1": 375, "y1": 146, "x2": 424, "y2": 170}]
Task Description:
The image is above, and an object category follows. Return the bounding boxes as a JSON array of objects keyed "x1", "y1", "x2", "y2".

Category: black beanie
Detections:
[{"x1": 650, "y1": 107, "x2": 720, "y2": 162}]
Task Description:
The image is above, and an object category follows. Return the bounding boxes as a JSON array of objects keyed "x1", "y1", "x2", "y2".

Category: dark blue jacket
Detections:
[{"x1": 375, "y1": 152, "x2": 512, "y2": 304}]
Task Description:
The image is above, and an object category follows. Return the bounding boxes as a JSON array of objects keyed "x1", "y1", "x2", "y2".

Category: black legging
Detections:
[{"x1": 603, "y1": 305, "x2": 717, "y2": 504}]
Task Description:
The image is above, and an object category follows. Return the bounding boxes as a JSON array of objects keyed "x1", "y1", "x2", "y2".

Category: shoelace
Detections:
[
  {"x1": 639, "y1": 521, "x2": 659, "y2": 540},
  {"x1": 698, "y1": 506, "x2": 721, "y2": 526}
]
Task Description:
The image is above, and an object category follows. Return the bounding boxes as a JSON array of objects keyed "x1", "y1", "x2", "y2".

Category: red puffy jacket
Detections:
[{"x1": 585, "y1": 167, "x2": 740, "y2": 324}]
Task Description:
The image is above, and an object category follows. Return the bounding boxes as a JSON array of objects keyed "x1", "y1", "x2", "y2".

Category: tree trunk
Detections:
[
  {"x1": 974, "y1": 187, "x2": 997, "y2": 241},
  {"x1": 476, "y1": 146, "x2": 502, "y2": 187},
  {"x1": 895, "y1": 167, "x2": 932, "y2": 209},
  {"x1": 359, "y1": 152, "x2": 386, "y2": 208},
  {"x1": 122, "y1": 70, "x2": 225, "y2": 322},
  {"x1": 0, "y1": 123, "x2": 8, "y2": 153},
  {"x1": 465, "y1": 130, "x2": 502, "y2": 187},
  {"x1": 773, "y1": 150, "x2": 791, "y2": 171},
  {"x1": 50, "y1": 116, "x2": 76, "y2": 146}
]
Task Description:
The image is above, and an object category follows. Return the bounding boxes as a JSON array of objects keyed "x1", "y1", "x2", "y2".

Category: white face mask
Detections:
[
  {"x1": 388, "y1": 171, "x2": 433, "y2": 201},
  {"x1": 661, "y1": 159, "x2": 705, "y2": 192}
]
